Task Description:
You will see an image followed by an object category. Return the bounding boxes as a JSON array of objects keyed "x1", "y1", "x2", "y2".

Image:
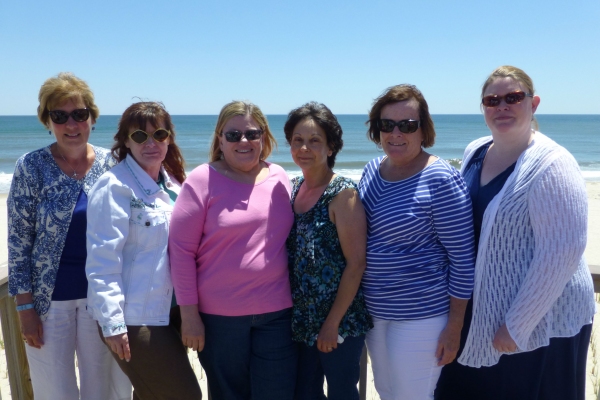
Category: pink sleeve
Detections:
[{"x1": 169, "y1": 166, "x2": 207, "y2": 306}]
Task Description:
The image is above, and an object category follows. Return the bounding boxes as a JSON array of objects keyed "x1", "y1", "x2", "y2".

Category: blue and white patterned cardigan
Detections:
[{"x1": 8, "y1": 144, "x2": 116, "y2": 321}]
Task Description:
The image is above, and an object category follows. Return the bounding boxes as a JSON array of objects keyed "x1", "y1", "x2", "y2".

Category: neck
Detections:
[
  {"x1": 144, "y1": 166, "x2": 161, "y2": 182},
  {"x1": 301, "y1": 167, "x2": 334, "y2": 189},
  {"x1": 490, "y1": 129, "x2": 534, "y2": 158},
  {"x1": 56, "y1": 143, "x2": 89, "y2": 162}
]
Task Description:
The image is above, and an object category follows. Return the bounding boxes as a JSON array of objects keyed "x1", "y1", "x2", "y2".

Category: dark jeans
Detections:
[
  {"x1": 295, "y1": 335, "x2": 365, "y2": 400},
  {"x1": 435, "y1": 299, "x2": 592, "y2": 400},
  {"x1": 198, "y1": 308, "x2": 297, "y2": 400},
  {"x1": 99, "y1": 307, "x2": 202, "y2": 400}
]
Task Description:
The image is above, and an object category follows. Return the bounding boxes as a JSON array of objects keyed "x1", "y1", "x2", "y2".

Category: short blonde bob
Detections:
[
  {"x1": 209, "y1": 101, "x2": 276, "y2": 162},
  {"x1": 38, "y1": 72, "x2": 99, "y2": 128}
]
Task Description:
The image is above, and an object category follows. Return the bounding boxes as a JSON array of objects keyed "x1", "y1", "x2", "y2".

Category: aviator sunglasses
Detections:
[
  {"x1": 129, "y1": 128, "x2": 171, "y2": 144},
  {"x1": 221, "y1": 129, "x2": 264, "y2": 142},
  {"x1": 482, "y1": 91, "x2": 533, "y2": 108},
  {"x1": 377, "y1": 119, "x2": 421, "y2": 134},
  {"x1": 48, "y1": 108, "x2": 90, "y2": 124}
]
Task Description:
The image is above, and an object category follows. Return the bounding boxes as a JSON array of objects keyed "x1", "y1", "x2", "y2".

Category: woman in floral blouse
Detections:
[
  {"x1": 8, "y1": 73, "x2": 131, "y2": 399},
  {"x1": 284, "y1": 102, "x2": 372, "y2": 400}
]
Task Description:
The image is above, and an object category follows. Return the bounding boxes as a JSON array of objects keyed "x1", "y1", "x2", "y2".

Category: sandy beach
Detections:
[{"x1": 0, "y1": 182, "x2": 599, "y2": 399}]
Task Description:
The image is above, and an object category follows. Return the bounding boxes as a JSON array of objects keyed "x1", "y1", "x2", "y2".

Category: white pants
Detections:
[
  {"x1": 25, "y1": 299, "x2": 132, "y2": 400},
  {"x1": 366, "y1": 314, "x2": 447, "y2": 400}
]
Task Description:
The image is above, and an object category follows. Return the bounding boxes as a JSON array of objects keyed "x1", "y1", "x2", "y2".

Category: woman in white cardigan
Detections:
[{"x1": 435, "y1": 66, "x2": 595, "y2": 400}]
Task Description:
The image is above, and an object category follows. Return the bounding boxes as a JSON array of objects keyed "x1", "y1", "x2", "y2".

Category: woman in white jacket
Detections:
[
  {"x1": 435, "y1": 66, "x2": 595, "y2": 400},
  {"x1": 86, "y1": 102, "x2": 202, "y2": 399}
]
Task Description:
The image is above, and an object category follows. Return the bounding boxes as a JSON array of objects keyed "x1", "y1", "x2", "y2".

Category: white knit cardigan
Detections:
[{"x1": 457, "y1": 132, "x2": 595, "y2": 368}]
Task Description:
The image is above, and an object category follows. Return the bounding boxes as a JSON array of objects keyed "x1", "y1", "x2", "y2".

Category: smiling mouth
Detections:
[
  {"x1": 387, "y1": 142, "x2": 406, "y2": 147},
  {"x1": 236, "y1": 149, "x2": 252, "y2": 153},
  {"x1": 65, "y1": 133, "x2": 80, "y2": 137}
]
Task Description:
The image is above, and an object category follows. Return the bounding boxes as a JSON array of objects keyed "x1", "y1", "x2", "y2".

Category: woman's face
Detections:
[
  {"x1": 49, "y1": 97, "x2": 93, "y2": 152},
  {"x1": 289, "y1": 117, "x2": 332, "y2": 172},
  {"x1": 379, "y1": 100, "x2": 423, "y2": 165},
  {"x1": 482, "y1": 77, "x2": 540, "y2": 138},
  {"x1": 125, "y1": 121, "x2": 170, "y2": 177},
  {"x1": 219, "y1": 114, "x2": 264, "y2": 173}
]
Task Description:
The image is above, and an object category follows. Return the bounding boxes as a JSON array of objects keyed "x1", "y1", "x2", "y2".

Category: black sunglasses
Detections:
[
  {"x1": 482, "y1": 91, "x2": 533, "y2": 108},
  {"x1": 222, "y1": 129, "x2": 263, "y2": 142},
  {"x1": 48, "y1": 109, "x2": 90, "y2": 124},
  {"x1": 129, "y1": 128, "x2": 171, "y2": 144},
  {"x1": 377, "y1": 119, "x2": 421, "y2": 134}
]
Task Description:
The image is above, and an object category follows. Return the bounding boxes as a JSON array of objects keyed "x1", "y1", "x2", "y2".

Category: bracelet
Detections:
[{"x1": 16, "y1": 303, "x2": 34, "y2": 312}]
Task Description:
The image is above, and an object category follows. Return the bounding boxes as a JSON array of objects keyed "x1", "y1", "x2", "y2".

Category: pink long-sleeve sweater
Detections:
[{"x1": 169, "y1": 162, "x2": 294, "y2": 316}]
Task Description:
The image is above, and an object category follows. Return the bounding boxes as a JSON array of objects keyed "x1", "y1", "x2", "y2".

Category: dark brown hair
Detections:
[
  {"x1": 366, "y1": 84, "x2": 435, "y2": 148},
  {"x1": 112, "y1": 102, "x2": 186, "y2": 183},
  {"x1": 283, "y1": 102, "x2": 343, "y2": 168}
]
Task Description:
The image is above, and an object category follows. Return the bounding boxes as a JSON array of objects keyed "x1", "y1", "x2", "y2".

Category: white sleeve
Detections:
[
  {"x1": 505, "y1": 152, "x2": 588, "y2": 349},
  {"x1": 86, "y1": 174, "x2": 131, "y2": 337}
]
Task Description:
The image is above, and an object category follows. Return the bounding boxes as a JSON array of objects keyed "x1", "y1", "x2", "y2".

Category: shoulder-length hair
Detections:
[{"x1": 112, "y1": 102, "x2": 186, "y2": 183}]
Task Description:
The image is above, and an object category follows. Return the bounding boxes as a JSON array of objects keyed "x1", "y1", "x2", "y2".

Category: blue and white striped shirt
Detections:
[{"x1": 358, "y1": 157, "x2": 475, "y2": 320}]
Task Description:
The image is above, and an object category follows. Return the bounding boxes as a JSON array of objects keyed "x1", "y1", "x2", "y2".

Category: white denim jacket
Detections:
[{"x1": 86, "y1": 155, "x2": 181, "y2": 337}]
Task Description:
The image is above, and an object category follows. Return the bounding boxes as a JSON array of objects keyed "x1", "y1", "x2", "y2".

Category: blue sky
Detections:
[{"x1": 1, "y1": 1, "x2": 598, "y2": 115}]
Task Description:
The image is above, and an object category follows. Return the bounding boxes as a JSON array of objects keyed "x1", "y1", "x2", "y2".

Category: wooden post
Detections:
[{"x1": 0, "y1": 267, "x2": 34, "y2": 400}]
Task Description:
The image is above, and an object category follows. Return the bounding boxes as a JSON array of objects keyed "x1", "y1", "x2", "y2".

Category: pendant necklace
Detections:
[{"x1": 58, "y1": 148, "x2": 81, "y2": 178}]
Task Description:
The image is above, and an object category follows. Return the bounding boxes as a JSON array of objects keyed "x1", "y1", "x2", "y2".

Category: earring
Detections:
[
  {"x1": 92, "y1": 126, "x2": 96, "y2": 131},
  {"x1": 49, "y1": 130, "x2": 52, "y2": 135}
]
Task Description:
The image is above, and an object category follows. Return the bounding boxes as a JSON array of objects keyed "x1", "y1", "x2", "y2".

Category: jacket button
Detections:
[{"x1": 145, "y1": 221, "x2": 151, "y2": 226}]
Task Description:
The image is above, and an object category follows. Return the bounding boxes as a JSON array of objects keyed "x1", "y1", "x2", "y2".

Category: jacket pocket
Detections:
[{"x1": 129, "y1": 210, "x2": 168, "y2": 249}]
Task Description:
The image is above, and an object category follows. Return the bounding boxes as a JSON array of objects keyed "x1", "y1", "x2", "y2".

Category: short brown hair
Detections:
[
  {"x1": 366, "y1": 84, "x2": 435, "y2": 148},
  {"x1": 112, "y1": 102, "x2": 186, "y2": 184},
  {"x1": 38, "y1": 72, "x2": 99, "y2": 128},
  {"x1": 283, "y1": 102, "x2": 343, "y2": 168},
  {"x1": 209, "y1": 101, "x2": 276, "y2": 162}
]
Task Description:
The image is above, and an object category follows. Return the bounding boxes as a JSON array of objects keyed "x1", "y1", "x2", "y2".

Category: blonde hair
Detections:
[
  {"x1": 209, "y1": 101, "x2": 276, "y2": 162},
  {"x1": 38, "y1": 72, "x2": 99, "y2": 128},
  {"x1": 482, "y1": 66, "x2": 538, "y2": 130}
]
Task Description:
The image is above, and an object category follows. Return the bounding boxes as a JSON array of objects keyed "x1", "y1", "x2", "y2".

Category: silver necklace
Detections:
[{"x1": 58, "y1": 148, "x2": 81, "y2": 178}]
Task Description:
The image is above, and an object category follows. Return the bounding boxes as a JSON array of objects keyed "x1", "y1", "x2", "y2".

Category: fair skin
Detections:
[
  {"x1": 211, "y1": 114, "x2": 269, "y2": 184},
  {"x1": 124, "y1": 121, "x2": 170, "y2": 181},
  {"x1": 481, "y1": 77, "x2": 540, "y2": 352},
  {"x1": 178, "y1": 114, "x2": 269, "y2": 351},
  {"x1": 17, "y1": 97, "x2": 95, "y2": 348},
  {"x1": 289, "y1": 117, "x2": 367, "y2": 353},
  {"x1": 378, "y1": 100, "x2": 468, "y2": 366},
  {"x1": 104, "y1": 121, "x2": 171, "y2": 362}
]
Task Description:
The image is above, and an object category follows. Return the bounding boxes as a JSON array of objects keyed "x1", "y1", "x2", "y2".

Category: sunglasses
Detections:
[
  {"x1": 377, "y1": 119, "x2": 421, "y2": 134},
  {"x1": 481, "y1": 91, "x2": 533, "y2": 107},
  {"x1": 129, "y1": 128, "x2": 171, "y2": 144},
  {"x1": 222, "y1": 129, "x2": 263, "y2": 142},
  {"x1": 48, "y1": 109, "x2": 90, "y2": 124}
]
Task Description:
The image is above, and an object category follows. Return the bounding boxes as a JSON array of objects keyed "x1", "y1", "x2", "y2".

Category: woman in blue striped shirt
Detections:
[{"x1": 358, "y1": 84, "x2": 475, "y2": 400}]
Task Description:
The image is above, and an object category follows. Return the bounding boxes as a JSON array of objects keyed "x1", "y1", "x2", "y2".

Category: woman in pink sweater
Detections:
[{"x1": 169, "y1": 101, "x2": 296, "y2": 400}]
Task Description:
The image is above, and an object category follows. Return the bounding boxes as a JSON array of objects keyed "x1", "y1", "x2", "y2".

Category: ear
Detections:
[
  {"x1": 531, "y1": 95, "x2": 541, "y2": 114},
  {"x1": 125, "y1": 139, "x2": 131, "y2": 149}
]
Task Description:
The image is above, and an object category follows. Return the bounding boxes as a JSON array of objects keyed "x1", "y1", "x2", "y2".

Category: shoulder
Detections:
[
  {"x1": 267, "y1": 162, "x2": 288, "y2": 178},
  {"x1": 15, "y1": 145, "x2": 52, "y2": 168},
  {"x1": 332, "y1": 175, "x2": 357, "y2": 192}
]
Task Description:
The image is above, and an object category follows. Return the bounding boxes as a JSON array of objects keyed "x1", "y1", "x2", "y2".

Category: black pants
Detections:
[{"x1": 435, "y1": 299, "x2": 591, "y2": 400}]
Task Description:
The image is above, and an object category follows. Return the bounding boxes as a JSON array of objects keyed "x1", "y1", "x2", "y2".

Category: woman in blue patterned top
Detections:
[
  {"x1": 358, "y1": 85, "x2": 475, "y2": 400},
  {"x1": 7, "y1": 73, "x2": 131, "y2": 399},
  {"x1": 284, "y1": 102, "x2": 372, "y2": 400}
]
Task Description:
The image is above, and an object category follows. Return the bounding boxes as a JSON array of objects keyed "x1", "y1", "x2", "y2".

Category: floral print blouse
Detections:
[
  {"x1": 287, "y1": 175, "x2": 372, "y2": 345},
  {"x1": 8, "y1": 144, "x2": 115, "y2": 321}
]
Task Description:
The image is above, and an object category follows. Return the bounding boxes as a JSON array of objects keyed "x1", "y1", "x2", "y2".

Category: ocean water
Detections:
[{"x1": 1, "y1": 114, "x2": 599, "y2": 193}]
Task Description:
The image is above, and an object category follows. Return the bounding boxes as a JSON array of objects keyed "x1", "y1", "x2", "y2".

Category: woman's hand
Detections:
[
  {"x1": 435, "y1": 296, "x2": 468, "y2": 366},
  {"x1": 493, "y1": 323, "x2": 517, "y2": 353},
  {"x1": 435, "y1": 322, "x2": 461, "y2": 366},
  {"x1": 19, "y1": 309, "x2": 44, "y2": 348},
  {"x1": 317, "y1": 320, "x2": 340, "y2": 353},
  {"x1": 180, "y1": 305, "x2": 205, "y2": 352},
  {"x1": 106, "y1": 334, "x2": 131, "y2": 362}
]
